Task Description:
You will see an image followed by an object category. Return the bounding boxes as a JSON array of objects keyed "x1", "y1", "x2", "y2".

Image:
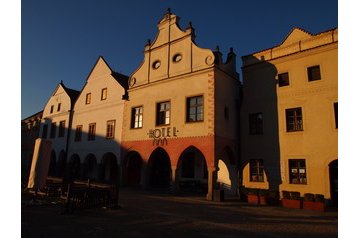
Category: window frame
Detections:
[
  {"x1": 101, "y1": 88, "x2": 107, "y2": 101},
  {"x1": 131, "y1": 106, "x2": 143, "y2": 129},
  {"x1": 42, "y1": 124, "x2": 48, "y2": 139},
  {"x1": 186, "y1": 95, "x2": 204, "y2": 123},
  {"x1": 86, "y1": 93, "x2": 91, "y2": 105},
  {"x1": 278, "y1": 72, "x2": 290, "y2": 87},
  {"x1": 106, "y1": 120, "x2": 116, "y2": 139},
  {"x1": 50, "y1": 105, "x2": 54, "y2": 114},
  {"x1": 58, "y1": 120, "x2": 66, "y2": 138},
  {"x1": 156, "y1": 101, "x2": 171, "y2": 126},
  {"x1": 88, "y1": 123, "x2": 96, "y2": 141},
  {"x1": 307, "y1": 65, "x2": 321, "y2": 81},
  {"x1": 285, "y1": 107, "x2": 303, "y2": 132},
  {"x1": 288, "y1": 159, "x2": 307, "y2": 184},
  {"x1": 74, "y1": 125, "x2": 82, "y2": 142},
  {"x1": 249, "y1": 112, "x2": 263, "y2": 135},
  {"x1": 249, "y1": 159, "x2": 264, "y2": 182},
  {"x1": 57, "y1": 103, "x2": 61, "y2": 112},
  {"x1": 334, "y1": 102, "x2": 338, "y2": 129},
  {"x1": 50, "y1": 122, "x2": 56, "y2": 138}
]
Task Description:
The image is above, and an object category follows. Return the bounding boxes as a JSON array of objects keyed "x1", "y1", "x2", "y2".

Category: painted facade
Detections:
[
  {"x1": 121, "y1": 11, "x2": 240, "y2": 199},
  {"x1": 241, "y1": 28, "x2": 338, "y2": 203}
]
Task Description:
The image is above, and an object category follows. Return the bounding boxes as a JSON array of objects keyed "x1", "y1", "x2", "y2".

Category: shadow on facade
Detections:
[{"x1": 240, "y1": 55, "x2": 282, "y2": 192}]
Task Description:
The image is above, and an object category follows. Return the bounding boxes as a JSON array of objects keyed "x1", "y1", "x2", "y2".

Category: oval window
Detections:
[
  {"x1": 152, "y1": 60, "x2": 161, "y2": 69},
  {"x1": 173, "y1": 54, "x2": 182, "y2": 63}
]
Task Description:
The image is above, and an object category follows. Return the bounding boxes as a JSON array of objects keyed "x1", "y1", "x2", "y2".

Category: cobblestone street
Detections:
[{"x1": 21, "y1": 188, "x2": 338, "y2": 238}]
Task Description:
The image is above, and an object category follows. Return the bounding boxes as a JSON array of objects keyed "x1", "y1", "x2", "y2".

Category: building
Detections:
[
  {"x1": 120, "y1": 10, "x2": 241, "y2": 200},
  {"x1": 21, "y1": 110, "x2": 43, "y2": 183},
  {"x1": 67, "y1": 56, "x2": 128, "y2": 183},
  {"x1": 241, "y1": 28, "x2": 338, "y2": 204},
  {"x1": 38, "y1": 82, "x2": 80, "y2": 178}
]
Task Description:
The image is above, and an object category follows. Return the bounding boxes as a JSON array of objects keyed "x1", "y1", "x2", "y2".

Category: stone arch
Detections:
[
  {"x1": 68, "y1": 154, "x2": 81, "y2": 180},
  {"x1": 217, "y1": 146, "x2": 237, "y2": 195},
  {"x1": 125, "y1": 151, "x2": 143, "y2": 186},
  {"x1": 101, "y1": 152, "x2": 118, "y2": 184},
  {"x1": 177, "y1": 146, "x2": 208, "y2": 193},
  {"x1": 83, "y1": 153, "x2": 97, "y2": 181},
  {"x1": 147, "y1": 147, "x2": 171, "y2": 188},
  {"x1": 48, "y1": 150, "x2": 57, "y2": 177},
  {"x1": 57, "y1": 150, "x2": 67, "y2": 178}
]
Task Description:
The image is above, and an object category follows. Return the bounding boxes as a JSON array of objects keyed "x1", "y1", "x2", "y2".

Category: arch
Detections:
[
  {"x1": 48, "y1": 150, "x2": 57, "y2": 176},
  {"x1": 68, "y1": 154, "x2": 81, "y2": 180},
  {"x1": 148, "y1": 147, "x2": 171, "y2": 188},
  {"x1": 217, "y1": 146, "x2": 237, "y2": 195},
  {"x1": 329, "y1": 159, "x2": 338, "y2": 206},
  {"x1": 125, "y1": 151, "x2": 143, "y2": 186},
  {"x1": 101, "y1": 152, "x2": 118, "y2": 184},
  {"x1": 177, "y1": 146, "x2": 208, "y2": 193},
  {"x1": 83, "y1": 153, "x2": 97, "y2": 181},
  {"x1": 57, "y1": 150, "x2": 67, "y2": 178}
]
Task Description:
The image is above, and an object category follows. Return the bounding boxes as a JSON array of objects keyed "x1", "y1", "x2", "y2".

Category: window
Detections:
[
  {"x1": 186, "y1": 96, "x2": 203, "y2": 122},
  {"x1": 286, "y1": 107, "x2": 303, "y2": 132},
  {"x1": 307, "y1": 65, "x2": 321, "y2": 81},
  {"x1": 58, "y1": 120, "x2": 65, "y2": 137},
  {"x1": 50, "y1": 122, "x2": 56, "y2": 138},
  {"x1": 334, "y1": 102, "x2": 338, "y2": 129},
  {"x1": 131, "y1": 106, "x2": 143, "y2": 128},
  {"x1": 74, "y1": 125, "x2": 82, "y2": 142},
  {"x1": 57, "y1": 103, "x2": 61, "y2": 112},
  {"x1": 278, "y1": 72, "x2": 289, "y2": 87},
  {"x1": 88, "y1": 123, "x2": 96, "y2": 141},
  {"x1": 101, "y1": 88, "x2": 107, "y2": 100},
  {"x1": 249, "y1": 159, "x2": 264, "y2": 182},
  {"x1": 106, "y1": 120, "x2": 115, "y2": 139},
  {"x1": 156, "y1": 101, "x2": 170, "y2": 125},
  {"x1": 249, "y1": 112, "x2": 263, "y2": 134},
  {"x1": 86, "y1": 93, "x2": 91, "y2": 104},
  {"x1": 289, "y1": 159, "x2": 307, "y2": 184},
  {"x1": 42, "y1": 124, "x2": 48, "y2": 139},
  {"x1": 50, "y1": 105, "x2": 54, "y2": 114},
  {"x1": 224, "y1": 106, "x2": 229, "y2": 120}
]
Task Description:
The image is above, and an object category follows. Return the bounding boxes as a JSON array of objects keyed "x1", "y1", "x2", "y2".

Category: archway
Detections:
[
  {"x1": 83, "y1": 154, "x2": 97, "y2": 181},
  {"x1": 329, "y1": 159, "x2": 338, "y2": 206},
  {"x1": 101, "y1": 152, "x2": 118, "y2": 184},
  {"x1": 126, "y1": 151, "x2": 143, "y2": 186},
  {"x1": 68, "y1": 154, "x2": 81, "y2": 180},
  {"x1": 57, "y1": 150, "x2": 67, "y2": 178},
  {"x1": 148, "y1": 147, "x2": 171, "y2": 188},
  {"x1": 217, "y1": 147, "x2": 237, "y2": 195},
  {"x1": 177, "y1": 146, "x2": 208, "y2": 193},
  {"x1": 48, "y1": 150, "x2": 57, "y2": 177}
]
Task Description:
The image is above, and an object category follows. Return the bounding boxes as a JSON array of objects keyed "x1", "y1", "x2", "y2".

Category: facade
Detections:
[
  {"x1": 120, "y1": 11, "x2": 240, "y2": 199},
  {"x1": 21, "y1": 110, "x2": 43, "y2": 182},
  {"x1": 241, "y1": 28, "x2": 338, "y2": 204},
  {"x1": 38, "y1": 82, "x2": 80, "y2": 178},
  {"x1": 67, "y1": 57, "x2": 128, "y2": 183}
]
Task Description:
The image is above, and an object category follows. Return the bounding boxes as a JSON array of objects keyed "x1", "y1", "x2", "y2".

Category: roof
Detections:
[
  {"x1": 21, "y1": 110, "x2": 43, "y2": 122},
  {"x1": 60, "y1": 82, "x2": 80, "y2": 105}
]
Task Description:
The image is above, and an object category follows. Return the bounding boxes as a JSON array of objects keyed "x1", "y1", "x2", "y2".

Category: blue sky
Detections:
[{"x1": 21, "y1": 0, "x2": 338, "y2": 119}]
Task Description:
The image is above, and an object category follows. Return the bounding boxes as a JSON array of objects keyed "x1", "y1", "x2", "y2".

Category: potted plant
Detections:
[
  {"x1": 246, "y1": 188, "x2": 259, "y2": 204},
  {"x1": 281, "y1": 190, "x2": 301, "y2": 209},
  {"x1": 258, "y1": 189, "x2": 269, "y2": 205},
  {"x1": 303, "y1": 193, "x2": 326, "y2": 212}
]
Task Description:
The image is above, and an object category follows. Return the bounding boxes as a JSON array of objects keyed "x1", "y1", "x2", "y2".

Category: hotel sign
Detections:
[{"x1": 147, "y1": 126, "x2": 178, "y2": 146}]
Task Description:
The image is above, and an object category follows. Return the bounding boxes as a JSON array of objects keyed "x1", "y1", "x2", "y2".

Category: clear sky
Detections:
[{"x1": 21, "y1": 0, "x2": 338, "y2": 119}]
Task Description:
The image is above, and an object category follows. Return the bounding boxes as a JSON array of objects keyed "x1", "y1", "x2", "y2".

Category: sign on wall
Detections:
[{"x1": 147, "y1": 127, "x2": 178, "y2": 146}]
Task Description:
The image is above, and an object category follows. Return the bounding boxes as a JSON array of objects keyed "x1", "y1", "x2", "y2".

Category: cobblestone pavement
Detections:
[{"x1": 22, "y1": 188, "x2": 338, "y2": 238}]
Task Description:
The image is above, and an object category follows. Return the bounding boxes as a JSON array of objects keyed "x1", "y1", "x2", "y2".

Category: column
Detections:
[
  {"x1": 206, "y1": 166, "x2": 217, "y2": 201},
  {"x1": 171, "y1": 166, "x2": 178, "y2": 193}
]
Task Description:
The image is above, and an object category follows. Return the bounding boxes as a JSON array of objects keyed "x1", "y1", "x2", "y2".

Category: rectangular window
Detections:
[
  {"x1": 286, "y1": 107, "x2": 303, "y2": 132},
  {"x1": 58, "y1": 120, "x2": 66, "y2": 137},
  {"x1": 278, "y1": 72, "x2": 290, "y2": 87},
  {"x1": 106, "y1": 120, "x2": 115, "y2": 139},
  {"x1": 50, "y1": 122, "x2": 56, "y2": 138},
  {"x1": 307, "y1": 65, "x2": 321, "y2": 81},
  {"x1": 101, "y1": 88, "x2": 107, "y2": 100},
  {"x1": 249, "y1": 112, "x2": 263, "y2": 134},
  {"x1": 86, "y1": 93, "x2": 91, "y2": 104},
  {"x1": 131, "y1": 106, "x2": 143, "y2": 129},
  {"x1": 334, "y1": 102, "x2": 338, "y2": 129},
  {"x1": 249, "y1": 159, "x2": 264, "y2": 182},
  {"x1": 57, "y1": 103, "x2": 61, "y2": 112},
  {"x1": 289, "y1": 159, "x2": 307, "y2": 184},
  {"x1": 42, "y1": 124, "x2": 48, "y2": 139},
  {"x1": 88, "y1": 123, "x2": 96, "y2": 141},
  {"x1": 156, "y1": 101, "x2": 170, "y2": 125},
  {"x1": 74, "y1": 125, "x2": 82, "y2": 142},
  {"x1": 50, "y1": 105, "x2": 54, "y2": 114},
  {"x1": 186, "y1": 95, "x2": 203, "y2": 122}
]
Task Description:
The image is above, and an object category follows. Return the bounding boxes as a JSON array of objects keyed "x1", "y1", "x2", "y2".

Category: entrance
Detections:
[
  {"x1": 126, "y1": 151, "x2": 143, "y2": 186},
  {"x1": 148, "y1": 148, "x2": 171, "y2": 188}
]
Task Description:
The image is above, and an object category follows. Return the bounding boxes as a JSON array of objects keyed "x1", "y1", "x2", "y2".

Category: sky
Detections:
[{"x1": 21, "y1": 0, "x2": 338, "y2": 119}]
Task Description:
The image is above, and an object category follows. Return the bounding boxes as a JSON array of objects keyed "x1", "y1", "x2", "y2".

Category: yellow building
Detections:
[
  {"x1": 241, "y1": 28, "x2": 338, "y2": 204},
  {"x1": 121, "y1": 10, "x2": 240, "y2": 200}
]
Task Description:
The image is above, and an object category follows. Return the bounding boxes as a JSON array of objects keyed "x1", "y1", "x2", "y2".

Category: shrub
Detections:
[
  {"x1": 282, "y1": 190, "x2": 290, "y2": 199},
  {"x1": 291, "y1": 192, "x2": 301, "y2": 200},
  {"x1": 304, "y1": 193, "x2": 315, "y2": 202},
  {"x1": 315, "y1": 194, "x2": 325, "y2": 203}
]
